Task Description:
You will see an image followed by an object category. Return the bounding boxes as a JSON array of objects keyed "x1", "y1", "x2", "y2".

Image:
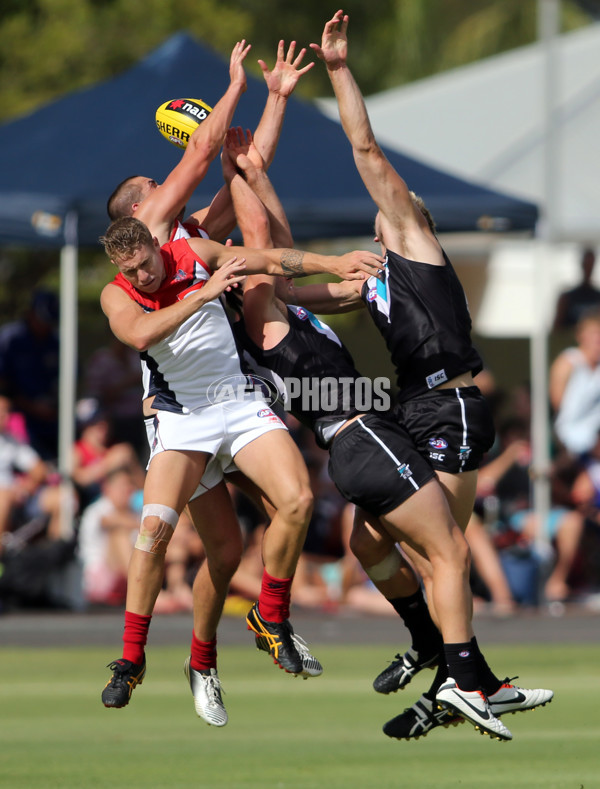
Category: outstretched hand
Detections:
[
  {"x1": 259, "y1": 40, "x2": 314, "y2": 98},
  {"x1": 310, "y1": 9, "x2": 349, "y2": 68},
  {"x1": 330, "y1": 250, "x2": 385, "y2": 281},
  {"x1": 229, "y1": 39, "x2": 252, "y2": 91},
  {"x1": 203, "y1": 257, "x2": 247, "y2": 301},
  {"x1": 223, "y1": 126, "x2": 264, "y2": 176}
]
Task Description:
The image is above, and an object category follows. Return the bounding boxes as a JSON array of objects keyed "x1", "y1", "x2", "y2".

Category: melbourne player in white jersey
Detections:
[{"x1": 98, "y1": 214, "x2": 384, "y2": 722}]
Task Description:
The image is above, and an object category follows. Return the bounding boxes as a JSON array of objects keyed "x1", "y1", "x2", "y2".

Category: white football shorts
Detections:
[{"x1": 144, "y1": 398, "x2": 286, "y2": 499}]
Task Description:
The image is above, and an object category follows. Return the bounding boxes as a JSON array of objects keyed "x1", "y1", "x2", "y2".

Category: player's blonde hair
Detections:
[
  {"x1": 99, "y1": 216, "x2": 154, "y2": 262},
  {"x1": 409, "y1": 191, "x2": 437, "y2": 235}
]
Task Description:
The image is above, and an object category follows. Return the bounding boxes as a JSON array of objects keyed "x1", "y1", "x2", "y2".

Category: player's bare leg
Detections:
[
  {"x1": 350, "y1": 512, "x2": 443, "y2": 694},
  {"x1": 183, "y1": 481, "x2": 245, "y2": 726},
  {"x1": 102, "y1": 449, "x2": 209, "y2": 710},
  {"x1": 235, "y1": 430, "x2": 322, "y2": 677}
]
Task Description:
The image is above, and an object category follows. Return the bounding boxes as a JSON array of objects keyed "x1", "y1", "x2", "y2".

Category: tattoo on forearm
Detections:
[{"x1": 280, "y1": 249, "x2": 306, "y2": 277}]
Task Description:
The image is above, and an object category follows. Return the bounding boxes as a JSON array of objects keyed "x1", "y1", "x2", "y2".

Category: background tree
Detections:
[{"x1": 0, "y1": 1, "x2": 593, "y2": 122}]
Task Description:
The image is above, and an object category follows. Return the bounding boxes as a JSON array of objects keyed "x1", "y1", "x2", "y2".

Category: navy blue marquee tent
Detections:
[{"x1": 0, "y1": 31, "x2": 538, "y2": 247}]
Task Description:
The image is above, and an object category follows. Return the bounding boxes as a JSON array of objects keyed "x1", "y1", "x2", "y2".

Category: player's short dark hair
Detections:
[{"x1": 106, "y1": 175, "x2": 144, "y2": 221}]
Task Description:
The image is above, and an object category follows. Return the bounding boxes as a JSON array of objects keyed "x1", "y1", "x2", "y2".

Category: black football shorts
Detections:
[
  {"x1": 395, "y1": 386, "x2": 495, "y2": 473},
  {"x1": 328, "y1": 413, "x2": 436, "y2": 517}
]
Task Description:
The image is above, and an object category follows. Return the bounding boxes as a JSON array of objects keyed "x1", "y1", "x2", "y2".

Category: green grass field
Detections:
[{"x1": 1, "y1": 643, "x2": 595, "y2": 789}]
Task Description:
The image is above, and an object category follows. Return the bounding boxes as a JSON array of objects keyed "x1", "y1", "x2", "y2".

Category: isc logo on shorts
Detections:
[{"x1": 367, "y1": 288, "x2": 377, "y2": 302}]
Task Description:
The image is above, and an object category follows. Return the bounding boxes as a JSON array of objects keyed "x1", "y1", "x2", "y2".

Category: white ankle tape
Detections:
[{"x1": 364, "y1": 549, "x2": 401, "y2": 582}]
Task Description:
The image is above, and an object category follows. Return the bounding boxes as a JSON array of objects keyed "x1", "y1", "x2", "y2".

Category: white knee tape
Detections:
[
  {"x1": 135, "y1": 504, "x2": 179, "y2": 555},
  {"x1": 364, "y1": 549, "x2": 401, "y2": 582},
  {"x1": 141, "y1": 504, "x2": 179, "y2": 528}
]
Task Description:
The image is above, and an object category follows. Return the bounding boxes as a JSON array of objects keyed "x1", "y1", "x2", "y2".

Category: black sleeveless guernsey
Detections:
[
  {"x1": 233, "y1": 305, "x2": 382, "y2": 448},
  {"x1": 361, "y1": 248, "x2": 482, "y2": 403}
]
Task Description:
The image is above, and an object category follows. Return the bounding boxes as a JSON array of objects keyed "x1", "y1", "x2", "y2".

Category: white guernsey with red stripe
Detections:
[{"x1": 112, "y1": 237, "x2": 246, "y2": 414}]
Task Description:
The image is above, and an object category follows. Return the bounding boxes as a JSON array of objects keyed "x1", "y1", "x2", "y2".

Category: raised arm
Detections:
[
  {"x1": 311, "y1": 11, "x2": 433, "y2": 255},
  {"x1": 224, "y1": 126, "x2": 293, "y2": 248},
  {"x1": 253, "y1": 40, "x2": 314, "y2": 168},
  {"x1": 183, "y1": 40, "x2": 313, "y2": 243},
  {"x1": 136, "y1": 40, "x2": 251, "y2": 245},
  {"x1": 226, "y1": 142, "x2": 290, "y2": 344}
]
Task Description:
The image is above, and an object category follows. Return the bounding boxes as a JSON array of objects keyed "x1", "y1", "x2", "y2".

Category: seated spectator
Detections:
[
  {"x1": 550, "y1": 308, "x2": 600, "y2": 457},
  {"x1": 77, "y1": 467, "x2": 139, "y2": 605},
  {"x1": 0, "y1": 392, "x2": 63, "y2": 555},
  {"x1": 465, "y1": 511, "x2": 517, "y2": 617},
  {"x1": 0, "y1": 290, "x2": 60, "y2": 462},
  {"x1": 78, "y1": 466, "x2": 203, "y2": 609},
  {"x1": 82, "y1": 334, "x2": 147, "y2": 463},
  {"x1": 0, "y1": 392, "x2": 77, "y2": 609},
  {"x1": 476, "y1": 417, "x2": 585, "y2": 604},
  {"x1": 553, "y1": 247, "x2": 600, "y2": 331},
  {"x1": 72, "y1": 398, "x2": 145, "y2": 511}
]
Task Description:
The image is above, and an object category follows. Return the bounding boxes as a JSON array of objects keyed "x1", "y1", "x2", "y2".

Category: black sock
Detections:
[
  {"x1": 423, "y1": 661, "x2": 449, "y2": 702},
  {"x1": 470, "y1": 637, "x2": 502, "y2": 695},
  {"x1": 444, "y1": 642, "x2": 479, "y2": 691},
  {"x1": 388, "y1": 589, "x2": 442, "y2": 658}
]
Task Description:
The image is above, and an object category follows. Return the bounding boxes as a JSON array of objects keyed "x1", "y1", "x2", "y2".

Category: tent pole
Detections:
[
  {"x1": 532, "y1": 0, "x2": 560, "y2": 574},
  {"x1": 57, "y1": 211, "x2": 78, "y2": 539}
]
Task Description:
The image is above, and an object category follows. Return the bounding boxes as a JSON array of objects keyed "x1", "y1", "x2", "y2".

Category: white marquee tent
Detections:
[
  {"x1": 320, "y1": 22, "x2": 600, "y2": 245},
  {"x1": 318, "y1": 22, "x2": 600, "y2": 338}
]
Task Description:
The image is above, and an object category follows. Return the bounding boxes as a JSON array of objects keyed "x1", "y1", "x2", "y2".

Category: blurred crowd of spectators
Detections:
[{"x1": 1, "y1": 274, "x2": 600, "y2": 618}]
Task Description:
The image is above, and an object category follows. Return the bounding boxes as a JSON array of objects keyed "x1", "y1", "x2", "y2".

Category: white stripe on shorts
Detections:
[
  {"x1": 357, "y1": 418, "x2": 419, "y2": 490},
  {"x1": 454, "y1": 387, "x2": 469, "y2": 470}
]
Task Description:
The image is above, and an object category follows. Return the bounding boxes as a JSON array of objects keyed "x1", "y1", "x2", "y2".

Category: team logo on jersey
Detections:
[
  {"x1": 459, "y1": 445, "x2": 472, "y2": 460},
  {"x1": 295, "y1": 307, "x2": 308, "y2": 320},
  {"x1": 367, "y1": 288, "x2": 377, "y2": 302},
  {"x1": 173, "y1": 268, "x2": 188, "y2": 282},
  {"x1": 428, "y1": 437, "x2": 448, "y2": 450}
]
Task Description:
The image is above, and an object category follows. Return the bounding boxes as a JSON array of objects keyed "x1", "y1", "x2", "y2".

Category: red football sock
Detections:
[
  {"x1": 258, "y1": 570, "x2": 293, "y2": 622},
  {"x1": 190, "y1": 633, "x2": 217, "y2": 672},
  {"x1": 122, "y1": 611, "x2": 152, "y2": 665}
]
